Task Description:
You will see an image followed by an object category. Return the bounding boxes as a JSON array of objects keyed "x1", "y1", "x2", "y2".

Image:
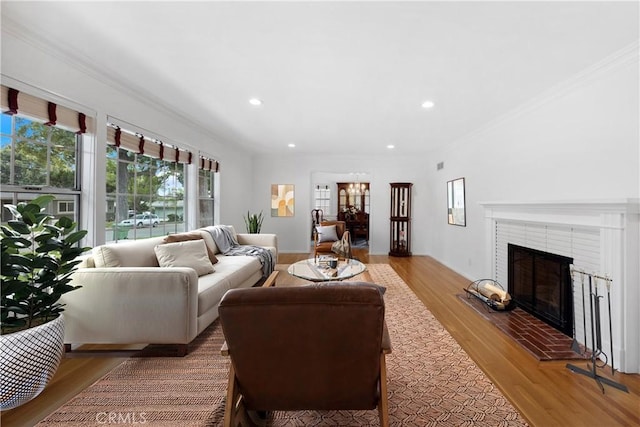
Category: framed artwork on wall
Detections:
[
  {"x1": 447, "y1": 177, "x2": 466, "y2": 226},
  {"x1": 271, "y1": 184, "x2": 295, "y2": 217}
]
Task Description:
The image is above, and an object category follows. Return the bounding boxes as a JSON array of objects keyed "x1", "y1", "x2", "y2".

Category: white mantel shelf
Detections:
[
  {"x1": 480, "y1": 199, "x2": 640, "y2": 230},
  {"x1": 480, "y1": 199, "x2": 640, "y2": 212}
]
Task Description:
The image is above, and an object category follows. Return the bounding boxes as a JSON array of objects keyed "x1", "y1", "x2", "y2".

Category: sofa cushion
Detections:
[
  {"x1": 154, "y1": 240, "x2": 215, "y2": 276},
  {"x1": 196, "y1": 230, "x2": 220, "y2": 255},
  {"x1": 197, "y1": 255, "x2": 261, "y2": 316},
  {"x1": 93, "y1": 236, "x2": 165, "y2": 268},
  {"x1": 164, "y1": 232, "x2": 218, "y2": 264}
]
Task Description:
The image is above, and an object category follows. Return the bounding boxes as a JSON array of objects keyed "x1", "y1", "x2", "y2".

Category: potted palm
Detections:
[
  {"x1": 0, "y1": 195, "x2": 90, "y2": 410},
  {"x1": 244, "y1": 210, "x2": 264, "y2": 234}
]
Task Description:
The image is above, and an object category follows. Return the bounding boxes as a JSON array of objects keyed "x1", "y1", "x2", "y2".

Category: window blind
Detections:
[
  {"x1": 198, "y1": 155, "x2": 219, "y2": 172},
  {"x1": 106, "y1": 124, "x2": 192, "y2": 164},
  {"x1": 1, "y1": 85, "x2": 92, "y2": 133}
]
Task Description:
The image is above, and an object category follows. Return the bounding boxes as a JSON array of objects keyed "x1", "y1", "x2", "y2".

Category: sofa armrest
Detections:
[
  {"x1": 62, "y1": 267, "x2": 199, "y2": 345},
  {"x1": 236, "y1": 233, "x2": 277, "y2": 248},
  {"x1": 236, "y1": 233, "x2": 278, "y2": 260}
]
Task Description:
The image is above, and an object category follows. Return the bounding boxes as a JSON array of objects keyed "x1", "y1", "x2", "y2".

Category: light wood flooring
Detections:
[{"x1": 2, "y1": 250, "x2": 639, "y2": 427}]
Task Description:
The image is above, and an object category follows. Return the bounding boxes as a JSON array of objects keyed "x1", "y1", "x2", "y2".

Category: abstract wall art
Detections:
[{"x1": 271, "y1": 184, "x2": 295, "y2": 217}]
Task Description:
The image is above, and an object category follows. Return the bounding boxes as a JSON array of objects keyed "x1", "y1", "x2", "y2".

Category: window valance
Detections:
[
  {"x1": 1, "y1": 85, "x2": 92, "y2": 134},
  {"x1": 106, "y1": 124, "x2": 192, "y2": 164},
  {"x1": 199, "y1": 155, "x2": 220, "y2": 172}
]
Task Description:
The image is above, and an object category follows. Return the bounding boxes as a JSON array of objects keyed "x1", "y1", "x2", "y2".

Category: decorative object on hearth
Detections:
[
  {"x1": 0, "y1": 195, "x2": 90, "y2": 409},
  {"x1": 566, "y1": 268, "x2": 628, "y2": 394},
  {"x1": 464, "y1": 279, "x2": 513, "y2": 311},
  {"x1": 447, "y1": 177, "x2": 466, "y2": 226},
  {"x1": 389, "y1": 182, "x2": 412, "y2": 256}
]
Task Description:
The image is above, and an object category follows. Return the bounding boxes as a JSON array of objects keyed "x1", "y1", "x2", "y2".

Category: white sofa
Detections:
[{"x1": 61, "y1": 226, "x2": 277, "y2": 355}]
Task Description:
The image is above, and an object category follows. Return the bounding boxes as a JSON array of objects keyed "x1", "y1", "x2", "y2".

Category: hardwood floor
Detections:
[{"x1": 2, "y1": 250, "x2": 638, "y2": 427}]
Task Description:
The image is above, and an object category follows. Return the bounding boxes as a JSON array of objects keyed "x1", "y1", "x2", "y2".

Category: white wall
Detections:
[
  {"x1": 250, "y1": 154, "x2": 430, "y2": 255},
  {"x1": 4, "y1": 24, "x2": 637, "y2": 273},
  {"x1": 425, "y1": 45, "x2": 639, "y2": 280},
  {"x1": 1, "y1": 29, "x2": 254, "y2": 243}
]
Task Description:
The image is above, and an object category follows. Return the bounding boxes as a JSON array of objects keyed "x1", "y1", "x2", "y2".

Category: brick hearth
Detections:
[{"x1": 459, "y1": 293, "x2": 586, "y2": 361}]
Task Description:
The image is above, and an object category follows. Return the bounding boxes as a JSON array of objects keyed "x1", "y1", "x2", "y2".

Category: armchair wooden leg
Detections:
[
  {"x1": 224, "y1": 363, "x2": 253, "y2": 427},
  {"x1": 224, "y1": 364, "x2": 237, "y2": 427},
  {"x1": 261, "y1": 271, "x2": 279, "y2": 288},
  {"x1": 378, "y1": 354, "x2": 390, "y2": 427}
]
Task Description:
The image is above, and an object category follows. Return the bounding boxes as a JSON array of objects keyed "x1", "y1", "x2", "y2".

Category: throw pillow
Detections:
[
  {"x1": 164, "y1": 232, "x2": 218, "y2": 264},
  {"x1": 154, "y1": 239, "x2": 215, "y2": 277},
  {"x1": 316, "y1": 225, "x2": 339, "y2": 243}
]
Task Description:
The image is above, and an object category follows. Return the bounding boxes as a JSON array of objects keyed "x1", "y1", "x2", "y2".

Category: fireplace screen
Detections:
[{"x1": 508, "y1": 244, "x2": 574, "y2": 337}]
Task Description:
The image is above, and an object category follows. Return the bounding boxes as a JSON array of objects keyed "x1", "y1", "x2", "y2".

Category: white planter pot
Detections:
[{"x1": 0, "y1": 314, "x2": 65, "y2": 410}]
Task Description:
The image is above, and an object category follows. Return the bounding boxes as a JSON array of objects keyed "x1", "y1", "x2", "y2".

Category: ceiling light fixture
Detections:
[
  {"x1": 421, "y1": 100, "x2": 435, "y2": 109},
  {"x1": 249, "y1": 98, "x2": 262, "y2": 106},
  {"x1": 288, "y1": 143, "x2": 296, "y2": 148},
  {"x1": 387, "y1": 144, "x2": 395, "y2": 149}
]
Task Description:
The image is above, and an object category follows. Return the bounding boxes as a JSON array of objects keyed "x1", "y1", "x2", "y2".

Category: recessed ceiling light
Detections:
[
  {"x1": 421, "y1": 100, "x2": 435, "y2": 109},
  {"x1": 249, "y1": 98, "x2": 262, "y2": 106},
  {"x1": 387, "y1": 144, "x2": 395, "y2": 149},
  {"x1": 288, "y1": 143, "x2": 296, "y2": 148}
]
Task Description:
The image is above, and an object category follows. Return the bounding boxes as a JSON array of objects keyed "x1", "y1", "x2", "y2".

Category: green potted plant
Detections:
[
  {"x1": 0, "y1": 195, "x2": 90, "y2": 410},
  {"x1": 244, "y1": 210, "x2": 264, "y2": 234}
]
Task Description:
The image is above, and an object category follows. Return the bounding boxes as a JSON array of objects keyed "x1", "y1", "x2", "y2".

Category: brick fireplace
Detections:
[{"x1": 481, "y1": 200, "x2": 639, "y2": 373}]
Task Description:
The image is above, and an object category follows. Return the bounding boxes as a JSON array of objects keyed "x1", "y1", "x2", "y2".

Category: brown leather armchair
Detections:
[
  {"x1": 313, "y1": 220, "x2": 352, "y2": 260},
  {"x1": 219, "y1": 283, "x2": 392, "y2": 427}
]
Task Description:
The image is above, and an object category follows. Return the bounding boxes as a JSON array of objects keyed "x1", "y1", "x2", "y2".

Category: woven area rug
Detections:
[{"x1": 38, "y1": 264, "x2": 527, "y2": 426}]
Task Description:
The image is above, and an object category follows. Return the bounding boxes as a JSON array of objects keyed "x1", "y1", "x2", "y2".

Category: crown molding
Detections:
[
  {"x1": 1, "y1": 15, "x2": 249, "y2": 154},
  {"x1": 440, "y1": 40, "x2": 640, "y2": 154}
]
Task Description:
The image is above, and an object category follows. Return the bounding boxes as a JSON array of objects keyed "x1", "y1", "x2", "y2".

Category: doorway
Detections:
[{"x1": 310, "y1": 172, "x2": 371, "y2": 253}]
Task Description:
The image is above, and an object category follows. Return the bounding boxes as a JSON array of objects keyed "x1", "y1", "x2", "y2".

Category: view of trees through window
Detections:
[
  {"x1": 2, "y1": 99, "x2": 218, "y2": 244},
  {"x1": 1, "y1": 114, "x2": 80, "y2": 225},
  {"x1": 106, "y1": 145, "x2": 186, "y2": 242}
]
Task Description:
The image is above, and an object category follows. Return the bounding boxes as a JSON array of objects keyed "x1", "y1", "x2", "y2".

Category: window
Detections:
[
  {"x1": 58, "y1": 200, "x2": 75, "y2": 214},
  {"x1": 1, "y1": 115, "x2": 79, "y2": 189},
  {"x1": 106, "y1": 145, "x2": 186, "y2": 242},
  {"x1": 105, "y1": 123, "x2": 191, "y2": 242},
  {"x1": 314, "y1": 185, "x2": 331, "y2": 215},
  {"x1": 198, "y1": 167, "x2": 216, "y2": 227},
  {"x1": 1, "y1": 113, "x2": 81, "y2": 226}
]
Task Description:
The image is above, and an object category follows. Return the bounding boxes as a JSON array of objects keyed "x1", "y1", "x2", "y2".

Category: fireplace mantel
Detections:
[
  {"x1": 480, "y1": 199, "x2": 639, "y2": 373},
  {"x1": 480, "y1": 199, "x2": 639, "y2": 229}
]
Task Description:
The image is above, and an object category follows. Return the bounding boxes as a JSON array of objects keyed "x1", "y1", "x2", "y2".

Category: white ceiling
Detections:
[{"x1": 2, "y1": 1, "x2": 638, "y2": 155}]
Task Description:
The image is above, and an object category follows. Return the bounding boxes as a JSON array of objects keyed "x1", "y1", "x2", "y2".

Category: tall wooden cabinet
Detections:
[{"x1": 389, "y1": 183, "x2": 412, "y2": 256}]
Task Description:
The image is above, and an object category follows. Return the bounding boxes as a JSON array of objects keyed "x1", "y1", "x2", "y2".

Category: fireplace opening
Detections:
[{"x1": 508, "y1": 244, "x2": 574, "y2": 337}]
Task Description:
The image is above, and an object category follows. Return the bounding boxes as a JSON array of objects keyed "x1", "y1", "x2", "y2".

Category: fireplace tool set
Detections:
[
  {"x1": 566, "y1": 268, "x2": 628, "y2": 394},
  {"x1": 464, "y1": 279, "x2": 513, "y2": 311}
]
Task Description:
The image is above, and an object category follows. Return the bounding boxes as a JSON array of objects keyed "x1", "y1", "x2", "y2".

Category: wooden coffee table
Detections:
[{"x1": 287, "y1": 258, "x2": 367, "y2": 282}]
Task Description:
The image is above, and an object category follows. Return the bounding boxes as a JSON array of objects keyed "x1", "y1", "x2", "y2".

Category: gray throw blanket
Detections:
[{"x1": 205, "y1": 225, "x2": 274, "y2": 278}]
